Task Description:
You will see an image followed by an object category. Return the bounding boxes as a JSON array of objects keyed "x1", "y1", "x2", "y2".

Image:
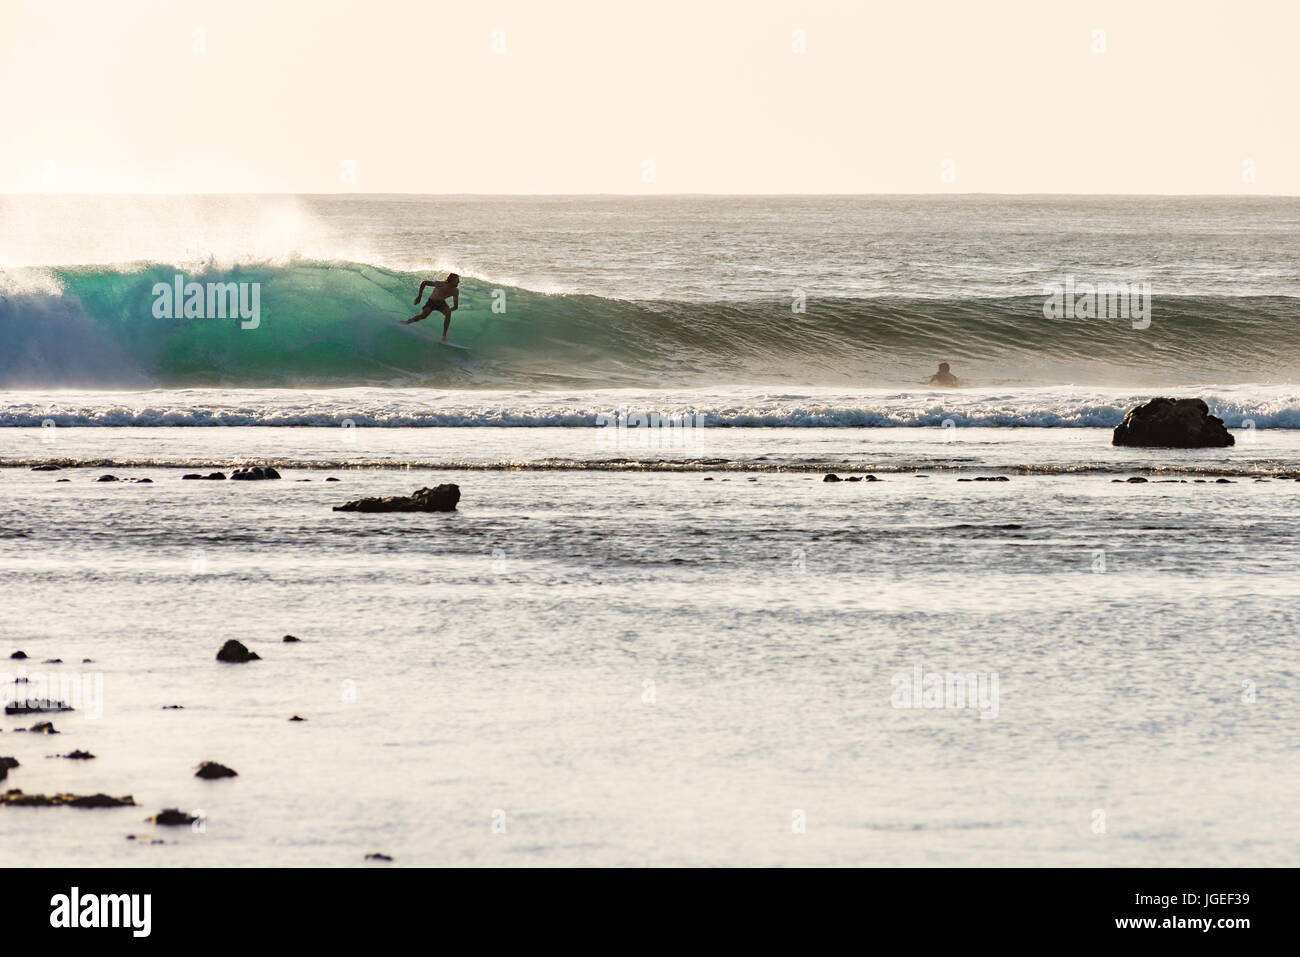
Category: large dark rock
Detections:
[
  {"x1": 1112, "y1": 398, "x2": 1234, "y2": 448},
  {"x1": 333, "y1": 484, "x2": 460, "y2": 513},
  {"x1": 216, "y1": 639, "x2": 260, "y2": 663}
]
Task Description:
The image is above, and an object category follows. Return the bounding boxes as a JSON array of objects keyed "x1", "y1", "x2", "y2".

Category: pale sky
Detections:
[{"x1": 2, "y1": 0, "x2": 1297, "y2": 194}]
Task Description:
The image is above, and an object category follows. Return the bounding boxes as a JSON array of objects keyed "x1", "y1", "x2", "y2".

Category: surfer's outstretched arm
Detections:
[{"x1": 414, "y1": 280, "x2": 437, "y2": 305}]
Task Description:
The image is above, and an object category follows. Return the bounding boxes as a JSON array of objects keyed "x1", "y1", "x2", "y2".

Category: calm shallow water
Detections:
[{"x1": 2, "y1": 426, "x2": 1298, "y2": 866}]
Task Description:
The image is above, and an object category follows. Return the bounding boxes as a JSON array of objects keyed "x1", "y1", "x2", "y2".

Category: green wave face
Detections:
[{"x1": 1, "y1": 260, "x2": 1297, "y2": 388}]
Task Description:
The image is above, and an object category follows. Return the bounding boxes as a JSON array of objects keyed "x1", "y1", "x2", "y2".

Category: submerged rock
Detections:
[
  {"x1": 229, "y1": 466, "x2": 281, "y2": 481},
  {"x1": 96, "y1": 474, "x2": 118, "y2": 482},
  {"x1": 59, "y1": 750, "x2": 95, "y2": 760},
  {"x1": 333, "y1": 484, "x2": 460, "y2": 513},
  {"x1": 24, "y1": 721, "x2": 58, "y2": 734},
  {"x1": 1112, "y1": 398, "x2": 1234, "y2": 448},
  {"x1": 4, "y1": 699, "x2": 73, "y2": 715},
  {"x1": 30, "y1": 465, "x2": 61, "y2": 471},
  {"x1": 215, "y1": 639, "x2": 261, "y2": 663},
  {"x1": 195, "y1": 761, "x2": 237, "y2": 779},
  {"x1": 822, "y1": 474, "x2": 842, "y2": 483},
  {"x1": 365, "y1": 852, "x2": 393, "y2": 862},
  {"x1": 149, "y1": 808, "x2": 196, "y2": 825},
  {"x1": 2, "y1": 789, "x2": 134, "y2": 807}
]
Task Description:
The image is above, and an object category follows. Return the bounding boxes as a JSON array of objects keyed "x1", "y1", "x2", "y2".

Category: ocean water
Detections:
[{"x1": 2, "y1": 196, "x2": 1298, "y2": 866}]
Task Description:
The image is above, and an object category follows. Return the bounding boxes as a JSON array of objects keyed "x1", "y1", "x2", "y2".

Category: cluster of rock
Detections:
[
  {"x1": 333, "y1": 484, "x2": 460, "y2": 512},
  {"x1": 230, "y1": 466, "x2": 281, "y2": 480}
]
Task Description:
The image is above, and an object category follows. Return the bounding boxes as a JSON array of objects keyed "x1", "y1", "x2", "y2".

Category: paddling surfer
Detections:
[
  {"x1": 925, "y1": 362, "x2": 960, "y2": 387},
  {"x1": 402, "y1": 273, "x2": 460, "y2": 340}
]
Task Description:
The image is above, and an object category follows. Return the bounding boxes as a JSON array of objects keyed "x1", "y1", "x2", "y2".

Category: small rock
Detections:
[
  {"x1": 1126, "y1": 477, "x2": 1149, "y2": 483},
  {"x1": 822, "y1": 474, "x2": 842, "y2": 483},
  {"x1": 216, "y1": 639, "x2": 260, "y2": 663},
  {"x1": 282, "y1": 634, "x2": 302, "y2": 643},
  {"x1": 195, "y1": 761, "x2": 237, "y2": 779},
  {"x1": 9, "y1": 651, "x2": 26, "y2": 660},
  {"x1": 42, "y1": 658, "x2": 62, "y2": 664},
  {"x1": 1216, "y1": 478, "x2": 1235, "y2": 484},
  {"x1": 149, "y1": 808, "x2": 196, "y2": 825},
  {"x1": 289, "y1": 715, "x2": 306, "y2": 722},
  {"x1": 30, "y1": 465, "x2": 61, "y2": 471},
  {"x1": 162, "y1": 705, "x2": 184, "y2": 710},
  {"x1": 59, "y1": 750, "x2": 95, "y2": 760},
  {"x1": 325, "y1": 477, "x2": 340, "y2": 482},
  {"x1": 96, "y1": 475, "x2": 118, "y2": 482},
  {"x1": 365, "y1": 852, "x2": 393, "y2": 862},
  {"x1": 181, "y1": 474, "x2": 202, "y2": 480}
]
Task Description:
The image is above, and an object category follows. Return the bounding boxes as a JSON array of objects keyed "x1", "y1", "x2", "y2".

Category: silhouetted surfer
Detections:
[
  {"x1": 402, "y1": 273, "x2": 460, "y2": 340},
  {"x1": 925, "y1": 362, "x2": 960, "y2": 387}
]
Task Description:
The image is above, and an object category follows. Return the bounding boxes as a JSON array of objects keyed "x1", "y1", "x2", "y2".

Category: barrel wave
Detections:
[{"x1": 1, "y1": 261, "x2": 1296, "y2": 388}]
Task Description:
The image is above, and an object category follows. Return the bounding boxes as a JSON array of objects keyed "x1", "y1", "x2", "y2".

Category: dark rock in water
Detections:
[
  {"x1": 333, "y1": 484, "x2": 461, "y2": 513},
  {"x1": 5, "y1": 699, "x2": 72, "y2": 715},
  {"x1": 131, "y1": 477, "x2": 153, "y2": 483},
  {"x1": 59, "y1": 750, "x2": 95, "y2": 760},
  {"x1": 150, "y1": 808, "x2": 196, "y2": 825},
  {"x1": 9, "y1": 651, "x2": 26, "y2": 659},
  {"x1": 162, "y1": 705, "x2": 184, "y2": 710},
  {"x1": 43, "y1": 658, "x2": 62, "y2": 664},
  {"x1": 0, "y1": 757, "x2": 17, "y2": 782},
  {"x1": 56, "y1": 478, "x2": 70, "y2": 482},
  {"x1": 325, "y1": 476, "x2": 340, "y2": 482},
  {"x1": 216, "y1": 639, "x2": 260, "y2": 663},
  {"x1": 195, "y1": 761, "x2": 237, "y2": 779},
  {"x1": 283, "y1": 634, "x2": 301, "y2": 643},
  {"x1": 25, "y1": 721, "x2": 58, "y2": 734},
  {"x1": 229, "y1": 466, "x2": 281, "y2": 481},
  {"x1": 207, "y1": 472, "x2": 227, "y2": 480},
  {"x1": 1112, "y1": 397, "x2": 1234, "y2": 448},
  {"x1": 30, "y1": 464, "x2": 61, "y2": 471},
  {"x1": 2, "y1": 789, "x2": 134, "y2": 808},
  {"x1": 1127, "y1": 477, "x2": 1149, "y2": 483},
  {"x1": 96, "y1": 474, "x2": 118, "y2": 482},
  {"x1": 181, "y1": 474, "x2": 202, "y2": 480},
  {"x1": 82, "y1": 658, "x2": 93, "y2": 663},
  {"x1": 822, "y1": 474, "x2": 842, "y2": 483},
  {"x1": 289, "y1": 715, "x2": 306, "y2": 722},
  {"x1": 1216, "y1": 478, "x2": 1235, "y2": 484},
  {"x1": 365, "y1": 852, "x2": 393, "y2": 862},
  {"x1": 703, "y1": 477, "x2": 713, "y2": 481},
  {"x1": 846, "y1": 476, "x2": 861, "y2": 482},
  {"x1": 184, "y1": 471, "x2": 228, "y2": 480},
  {"x1": 864, "y1": 474, "x2": 880, "y2": 481}
]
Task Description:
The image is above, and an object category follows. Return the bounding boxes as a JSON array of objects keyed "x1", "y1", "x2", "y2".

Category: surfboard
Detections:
[{"x1": 397, "y1": 323, "x2": 469, "y2": 350}]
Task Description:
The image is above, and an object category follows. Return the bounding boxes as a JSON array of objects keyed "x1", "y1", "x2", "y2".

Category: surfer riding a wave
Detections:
[{"x1": 402, "y1": 273, "x2": 460, "y2": 340}]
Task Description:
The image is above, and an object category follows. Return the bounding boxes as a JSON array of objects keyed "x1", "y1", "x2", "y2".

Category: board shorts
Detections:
[{"x1": 426, "y1": 298, "x2": 448, "y2": 312}]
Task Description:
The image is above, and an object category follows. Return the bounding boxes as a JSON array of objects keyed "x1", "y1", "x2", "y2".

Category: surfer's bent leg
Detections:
[
  {"x1": 440, "y1": 307, "x2": 452, "y2": 338},
  {"x1": 403, "y1": 303, "x2": 435, "y2": 324}
]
